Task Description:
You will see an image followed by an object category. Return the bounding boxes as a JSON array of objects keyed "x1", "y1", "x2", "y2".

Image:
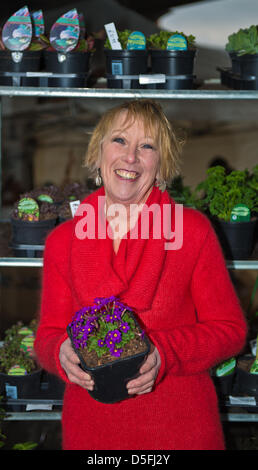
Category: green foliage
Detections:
[
  {"x1": 104, "y1": 29, "x2": 133, "y2": 49},
  {"x1": 0, "y1": 320, "x2": 38, "y2": 374},
  {"x1": 146, "y1": 30, "x2": 196, "y2": 50},
  {"x1": 194, "y1": 165, "x2": 258, "y2": 221},
  {"x1": 226, "y1": 25, "x2": 258, "y2": 55},
  {"x1": 12, "y1": 441, "x2": 38, "y2": 450},
  {"x1": 167, "y1": 175, "x2": 200, "y2": 209}
]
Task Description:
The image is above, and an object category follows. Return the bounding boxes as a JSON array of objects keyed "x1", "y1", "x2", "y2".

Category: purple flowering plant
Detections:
[{"x1": 69, "y1": 296, "x2": 142, "y2": 359}]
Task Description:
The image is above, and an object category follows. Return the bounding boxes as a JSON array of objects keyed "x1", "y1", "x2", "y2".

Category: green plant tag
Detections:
[
  {"x1": 18, "y1": 197, "x2": 39, "y2": 221},
  {"x1": 8, "y1": 365, "x2": 27, "y2": 376},
  {"x1": 37, "y1": 194, "x2": 54, "y2": 203},
  {"x1": 49, "y1": 8, "x2": 80, "y2": 53},
  {"x1": 230, "y1": 204, "x2": 250, "y2": 222},
  {"x1": 127, "y1": 31, "x2": 146, "y2": 50},
  {"x1": 18, "y1": 326, "x2": 33, "y2": 336},
  {"x1": 215, "y1": 358, "x2": 236, "y2": 376},
  {"x1": 2, "y1": 6, "x2": 32, "y2": 51},
  {"x1": 20, "y1": 334, "x2": 35, "y2": 357},
  {"x1": 250, "y1": 359, "x2": 258, "y2": 374},
  {"x1": 167, "y1": 34, "x2": 187, "y2": 51}
]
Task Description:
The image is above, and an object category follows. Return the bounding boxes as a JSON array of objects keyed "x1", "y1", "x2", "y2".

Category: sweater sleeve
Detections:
[
  {"x1": 34, "y1": 227, "x2": 73, "y2": 383},
  {"x1": 150, "y1": 225, "x2": 247, "y2": 383}
]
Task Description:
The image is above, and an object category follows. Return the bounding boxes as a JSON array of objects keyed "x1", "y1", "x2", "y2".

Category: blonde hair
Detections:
[{"x1": 84, "y1": 99, "x2": 183, "y2": 184}]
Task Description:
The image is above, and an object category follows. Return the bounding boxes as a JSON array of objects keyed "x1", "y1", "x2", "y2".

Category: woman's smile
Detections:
[{"x1": 114, "y1": 168, "x2": 140, "y2": 181}]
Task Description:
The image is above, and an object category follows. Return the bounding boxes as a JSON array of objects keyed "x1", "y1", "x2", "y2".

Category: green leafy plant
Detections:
[
  {"x1": 167, "y1": 175, "x2": 200, "y2": 208},
  {"x1": 146, "y1": 30, "x2": 196, "y2": 50},
  {"x1": 226, "y1": 25, "x2": 258, "y2": 56},
  {"x1": 194, "y1": 165, "x2": 258, "y2": 221},
  {"x1": 104, "y1": 29, "x2": 133, "y2": 50}
]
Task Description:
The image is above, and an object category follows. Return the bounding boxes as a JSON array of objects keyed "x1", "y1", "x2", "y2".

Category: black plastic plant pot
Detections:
[
  {"x1": 212, "y1": 372, "x2": 235, "y2": 398},
  {"x1": 228, "y1": 52, "x2": 241, "y2": 75},
  {"x1": 67, "y1": 320, "x2": 151, "y2": 404},
  {"x1": 0, "y1": 50, "x2": 42, "y2": 86},
  {"x1": 234, "y1": 355, "x2": 258, "y2": 396},
  {"x1": 0, "y1": 369, "x2": 42, "y2": 401},
  {"x1": 43, "y1": 51, "x2": 91, "y2": 87},
  {"x1": 212, "y1": 219, "x2": 257, "y2": 260},
  {"x1": 11, "y1": 217, "x2": 57, "y2": 247},
  {"x1": 239, "y1": 54, "x2": 258, "y2": 78},
  {"x1": 104, "y1": 49, "x2": 148, "y2": 89}
]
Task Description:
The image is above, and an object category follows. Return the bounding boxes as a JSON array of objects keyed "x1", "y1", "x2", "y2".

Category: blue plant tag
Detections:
[
  {"x1": 50, "y1": 8, "x2": 80, "y2": 53},
  {"x1": 127, "y1": 31, "x2": 146, "y2": 50},
  {"x1": 2, "y1": 6, "x2": 32, "y2": 51},
  {"x1": 31, "y1": 10, "x2": 44, "y2": 37},
  {"x1": 112, "y1": 60, "x2": 123, "y2": 75},
  {"x1": 230, "y1": 204, "x2": 250, "y2": 222},
  {"x1": 167, "y1": 34, "x2": 187, "y2": 51}
]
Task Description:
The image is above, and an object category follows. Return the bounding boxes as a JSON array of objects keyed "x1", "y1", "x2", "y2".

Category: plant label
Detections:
[
  {"x1": 37, "y1": 194, "x2": 54, "y2": 203},
  {"x1": 18, "y1": 326, "x2": 33, "y2": 336},
  {"x1": 18, "y1": 197, "x2": 39, "y2": 221},
  {"x1": 2, "y1": 5, "x2": 32, "y2": 51},
  {"x1": 20, "y1": 334, "x2": 35, "y2": 357},
  {"x1": 8, "y1": 364, "x2": 27, "y2": 376},
  {"x1": 127, "y1": 31, "x2": 146, "y2": 50},
  {"x1": 215, "y1": 357, "x2": 236, "y2": 376},
  {"x1": 167, "y1": 34, "x2": 187, "y2": 51},
  {"x1": 50, "y1": 9, "x2": 80, "y2": 53},
  {"x1": 70, "y1": 200, "x2": 81, "y2": 217},
  {"x1": 230, "y1": 204, "x2": 250, "y2": 222},
  {"x1": 104, "y1": 22, "x2": 122, "y2": 50},
  {"x1": 31, "y1": 10, "x2": 44, "y2": 37}
]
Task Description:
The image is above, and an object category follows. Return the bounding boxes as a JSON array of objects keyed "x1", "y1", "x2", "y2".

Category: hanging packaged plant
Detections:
[
  {"x1": 104, "y1": 23, "x2": 148, "y2": 89},
  {"x1": 146, "y1": 30, "x2": 196, "y2": 90},
  {"x1": 67, "y1": 296, "x2": 150, "y2": 403}
]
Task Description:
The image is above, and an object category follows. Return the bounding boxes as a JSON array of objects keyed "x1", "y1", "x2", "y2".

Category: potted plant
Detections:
[
  {"x1": 58, "y1": 182, "x2": 89, "y2": 223},
  {"x1": 41, "y1": 9, "x2": 95, "y2": 88},
  {"x1": 226, "y1": 25, "x2": 258, "y2": 78},
  {"x1": 211, "y1": 357, "x2": 236, "y2": 398},
  {"x1": 104, "y1": 29, "x2": 148, "y2": 89},
  {"x1": 235, "y1": 334, "x2": 258, "y2": 396},
  {"x1": 67, "y1": 296, "x2": 150, "y2": 403},
  {"x1": 10, "y1": 193, "x2": 58, "y2": 257},
  {"x1": 146, "y1": 30, "x2": 196, "y2": 90},
  {"x1": 194, "y1": 165, "x2": 258, "y2": 260}
]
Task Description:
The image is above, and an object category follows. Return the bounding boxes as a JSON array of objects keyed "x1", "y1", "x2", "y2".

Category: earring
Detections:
[
  {"x1": 95, "y1": 168, "x2": 102, "y2": 187},
  {"x1": 155, "y1": 179, "x2": 166, "y2": 192}
]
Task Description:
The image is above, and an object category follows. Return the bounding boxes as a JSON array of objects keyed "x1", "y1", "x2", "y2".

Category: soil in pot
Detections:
[{"x1": 104, "y1": 49, "x2": 148, "y2": 89}]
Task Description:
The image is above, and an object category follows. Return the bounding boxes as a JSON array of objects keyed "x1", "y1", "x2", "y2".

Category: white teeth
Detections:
[{"x1": 115, "y1": 169, "x2": 138, "y2": 180}]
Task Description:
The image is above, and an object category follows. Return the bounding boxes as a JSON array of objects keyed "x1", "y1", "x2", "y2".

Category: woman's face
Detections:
[{"x1": 99, "y1": 112, "x2": 160, "y2": 207}]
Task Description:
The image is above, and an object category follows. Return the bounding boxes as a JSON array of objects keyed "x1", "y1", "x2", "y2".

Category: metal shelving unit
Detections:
[{"x1": 1, "y1": 85, "x2": 258, "y2": 424}]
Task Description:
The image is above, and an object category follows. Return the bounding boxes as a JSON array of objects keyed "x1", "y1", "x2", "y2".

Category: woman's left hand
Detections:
[{"x1": 126, "y1": 345, "x2": 161, "y2": 396}]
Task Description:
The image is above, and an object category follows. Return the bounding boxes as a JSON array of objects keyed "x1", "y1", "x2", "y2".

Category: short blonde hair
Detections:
[{"x1": 84, "y1": 99, "x2": 183, "y2": 184}]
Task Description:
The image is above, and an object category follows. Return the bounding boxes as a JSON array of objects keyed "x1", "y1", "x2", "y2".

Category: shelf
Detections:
[
  {"x1": 0, "y1": 86, "x2": 258, "y2": 100},
  {"x1": 1, "y1": 257, "x2": 258, "y2": 269}
]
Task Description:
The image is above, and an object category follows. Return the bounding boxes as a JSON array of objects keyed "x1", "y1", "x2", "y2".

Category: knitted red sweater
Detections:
[{"x1": 35, "y1": 187, "x2": 247, "y2": 450}]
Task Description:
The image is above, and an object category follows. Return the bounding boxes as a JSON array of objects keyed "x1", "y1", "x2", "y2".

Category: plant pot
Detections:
[
  {"x1": 67, "y1": 314, "x2": 150, "y2": 404},
  {"x1": 212, "y1": 218, "x2": 257, "y2": 260},
  {"x1": 234, "y1": 354, "x2": 258, "y2": 396},
  {"x1": 10, "y1": 217, "x2": 57, "y2": 249},
  {"x1": 239, "y1": 54, "x2": 258, "y2": 78},
  {"x1": 0, "y1": 50, "x2": 42, "y2": 86},
  {"x1": 104, "y1": 49, "x2": 148, "y2": 89},
  {"x1": 228, "y1": 52, "x2": 241, "y2": 75},
  {"x1": 148, "y1": 49, "x2": 196, "y2": 90},
  {"x1": 212, "y1": 371, "x2": 235, "y2": 398},
  {"x1": 43, "y1": 50, "x2": 91, "y2": 87},
  {"x1": 0, "y1": 369, "x2": 42, "y2": 401}
]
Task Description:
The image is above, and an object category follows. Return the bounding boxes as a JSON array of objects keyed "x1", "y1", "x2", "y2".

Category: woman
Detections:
[{"x1": 35, "y1": 99, "x2": 247, "y2": 450}]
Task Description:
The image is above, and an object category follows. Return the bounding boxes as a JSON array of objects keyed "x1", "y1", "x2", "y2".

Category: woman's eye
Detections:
[
  {"x1": 113, "y1": 137, "x2": 125, "y2": 145},
  {"x1": 142, "y1": 143, "x2": 154, "y2": 150}
]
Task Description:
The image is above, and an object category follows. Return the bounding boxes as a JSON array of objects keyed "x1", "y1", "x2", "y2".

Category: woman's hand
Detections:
[
  {"x1": 59, "y1": 337, "x2": 94, "y2": 390},
  {"x1": 126, "y1": 345, "x2": 161, "y2": 396}
]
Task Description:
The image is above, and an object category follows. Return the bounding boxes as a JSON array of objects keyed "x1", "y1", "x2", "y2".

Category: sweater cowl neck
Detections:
[{"x1": 70, "y1": 185, "x2": 175, "y2": 313}]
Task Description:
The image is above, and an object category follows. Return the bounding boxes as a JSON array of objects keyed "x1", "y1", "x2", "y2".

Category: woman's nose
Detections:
[{"x1": 124, "y1": 145, "x2": 138, "y2": 163}]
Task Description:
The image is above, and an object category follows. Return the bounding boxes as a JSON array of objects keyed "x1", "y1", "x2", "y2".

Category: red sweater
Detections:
[{"x1": 35, "y1": 187, "x2": 247, "y2": 450}]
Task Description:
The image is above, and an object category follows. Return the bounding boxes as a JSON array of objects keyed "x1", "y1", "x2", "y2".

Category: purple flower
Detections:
[
  {"x1": 98, "y1": 339, "x2": 106, "y2": 347},
  {"x1": 110, "y1": 346, "x2": 123, "y2": 357},
  {"x1": 120, "y1": 322, "x2": 130, "y2": 333}
]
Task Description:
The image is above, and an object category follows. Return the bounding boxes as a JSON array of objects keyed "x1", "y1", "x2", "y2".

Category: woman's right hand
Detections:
[{"x1": 59, "y1": 337, "x2": 94, "y2": 390}]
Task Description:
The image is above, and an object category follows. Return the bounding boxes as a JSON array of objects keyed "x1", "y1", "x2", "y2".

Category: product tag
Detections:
[
  {"x1": 5, "y1": 384, "x2": 18, "y2": 399},
  {"x1": 17, "y1": 197, "x2": 39, "y2": 221},
  {"x1": 127, "y1": 31, "x2": 146, "y2": 50},
  {"x1": 230, "y1": 204, "x2": 250, "y2": 222},
  {"x1": 215, "y1": 358, "x2": 236, "y2": 377},
  {"x1": 20, "y1": 334, "x2": 35, "y2": 357},
  {"x1": 139, "y1": 74, "x2": 166, "y2": 84},
  {"x1": 167, "y1": 34, "x2": 187, "y2": 51},
  {"x1": 8, "y1": 365, "x2": 27, "y2": 376},
  {"x1": 70, "y1": 200, "x2": 80, "y2": 217},
  {"x1": 18, "y1": 326, "x2": 33, "y2": 336},
  {"x1": 250, "y1": 338, "x2": 257, "y2": 356},
  {"x1": 31, "y1": 10, "x2": 44, "y2": 37},
  {"x1": 229, "y1": 396, "x2": 256, "y2": 406},
  {"x1": 111, "y1": 60, "x2": 123, "y2": 75},
  {"x1": 104, "y1": 22, "x2": 122, "y2": 50},
  {"x1": 2, "y1": 6, "x2": 32, "y2": 51},
  {"x1": 37, "y1": 194, "x2": 54, "y2": 203},
  {"x1": 50, "y1": 8, "x2": 80, "y2": 53},
  {"x1": 26, "y1": 403, "x2": 53, "y2": 411}
]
